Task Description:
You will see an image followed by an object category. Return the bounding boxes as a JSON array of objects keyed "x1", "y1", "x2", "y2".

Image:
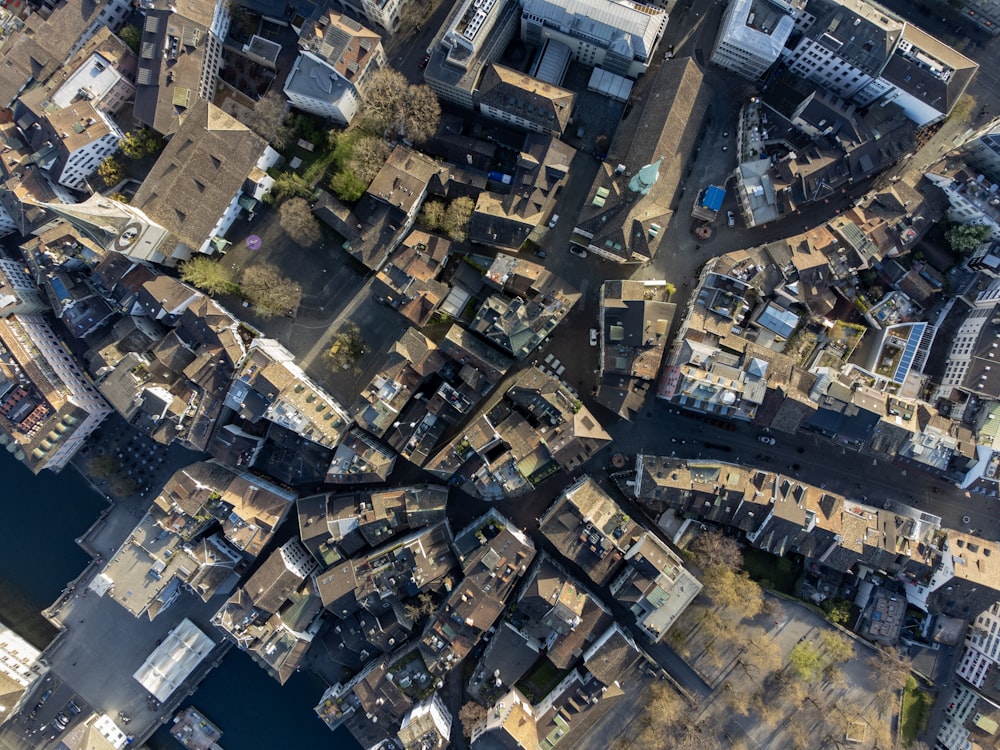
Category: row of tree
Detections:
[{"x1": 180, "y1": 257, "x2": 302, "y2": 319}]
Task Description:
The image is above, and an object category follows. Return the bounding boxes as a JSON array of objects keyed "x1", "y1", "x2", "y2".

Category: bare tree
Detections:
[
  {"x1": 249, "y1": 91, "x2": 294, "y2": 150},
  {"x1": 279, "y1": 197, "x2": 322, "y2": 246},
  {"x1": 359, "y1": 68, "x2": 440, "y2": 143},
  {"x1": 736, "y1": 627, "x2": 781, "y2": 677},
  {"x1": 866, "y1": 647, "x2": 912, "y2": 697},
  {"x1": 346, "y1": 135, "x2": 391, "y2": 185},
  {"x1": 702, "y1": 566, "x2": 763, "y2": 621},
  {"x1": 458, "y1": 701, "x2": 487, "y2": 739},
  {"x1": 689, "y1": 529, "x2": 743, "y2": 571},
  {"x1": 241, "y1": 263, "x2": 302, "y2": 318},
  {"x1": 324, "y1": 323, "x2": 366, "y2": 372}
]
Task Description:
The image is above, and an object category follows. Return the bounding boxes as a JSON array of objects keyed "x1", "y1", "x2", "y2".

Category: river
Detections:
[{"x1": 0, "y1": 448, "x2": 361, "y2": 750}]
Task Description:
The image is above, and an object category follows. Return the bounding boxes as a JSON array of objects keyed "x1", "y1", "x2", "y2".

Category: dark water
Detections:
[{"x1": 0, "y1": 449, "x2": 361, "y2": 750}]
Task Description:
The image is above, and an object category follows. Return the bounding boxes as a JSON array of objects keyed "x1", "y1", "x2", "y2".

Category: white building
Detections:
[
  {"x1": 39, "y1": 102, "x2": 124, "y2": 191},
  {"x1": 782, "y1": 0, "x2": 977, "y2": 125},
  {"x1": 925, "y1": 171, "x2": 1000, "y2": 242},
  {"x1": 397, "y1": 694, "x2": 452, "y2": 750},
  {"x1": 337, "y1": 0, "x2": 408, "y2": 33},
  {"x1": 520, "y1": 0, "x2": 667, "y2": 78},
  {"x1": 0, "y1": 314, "x2": 113, "y2": 473},
  {"x1": 284, "y1": 12, "x2": 385, "y2": 125},
  {"x1": 0, "y1": 258, "x2": 47, "y2": 317},
  {"x1": 0, "y1": 621, "x2": 44, "y2": 724},
  {"x1": 961, "y1": 117, "x2": 1000, "y2": 185},
  {"x1": 50, "y1": 48, "x2": 136, "y2": 116},
  {"x1": 70, "y1": 0, "x2": 133, "y2": 57},
  {"x1": 710, "y1": 0, "x2": 797, "y2": 80}
]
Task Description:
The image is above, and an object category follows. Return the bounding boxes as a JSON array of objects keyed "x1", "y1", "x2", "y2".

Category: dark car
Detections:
[
  {"x1": 419, "y1": 54, "x2": 430, "y2": 69},
  {"x1": 533, "y1": 249, "x2": 546, "y2": 258}
]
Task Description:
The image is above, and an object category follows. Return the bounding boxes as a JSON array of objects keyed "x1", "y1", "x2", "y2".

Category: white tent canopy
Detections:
[{"x1": 133, "y1": 618, "x2": 215, "y2": 702}]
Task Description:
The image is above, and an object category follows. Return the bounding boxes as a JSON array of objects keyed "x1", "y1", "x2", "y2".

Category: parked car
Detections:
[
  {"x1": 533, "y1": 249, "x2": 547, "y2": 258},
  {"x1": 569, "y1": 245, "x2": 588, "y2": 258},
  {"x1": 589, "y1": 328, "x2": 598, "y2": 346},
  {"x1": 66, "y1": 701, "x2": 81, "y2": 716},
  {"x1": 419, "y1": 53, "x2": 430, "y2": 68},
  {"x1": 548, "y1": 214, "x2": 559, "y2": 228},
  {"x1": 757, "y1": 435, "x2": 776, "y2": 445},
  {"x1": 53, "y1": 713, "x2": 69, "y2": 731},
  {"x1": 727, "y1": 210, "x2": 736, "y2": 227}
]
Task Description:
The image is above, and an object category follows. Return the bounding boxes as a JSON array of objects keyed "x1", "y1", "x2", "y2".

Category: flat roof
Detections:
[{"x1": 133, "y1": 618, "x2": 215, "y2": 702}]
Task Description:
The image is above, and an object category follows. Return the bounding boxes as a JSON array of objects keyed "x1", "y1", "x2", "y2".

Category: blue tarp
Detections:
[{"x1": 702, "y1": 185, "x2": 725, "y2": 211}]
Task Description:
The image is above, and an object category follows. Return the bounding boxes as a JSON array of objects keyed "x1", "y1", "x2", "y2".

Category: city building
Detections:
[
  {"x1": 960, "y1": 116, "x2": 1000, "y2": 184},
  {"x1": 32, "y1": 102, "x2": 279, "y2": 266},
  {"x1": 226, "y1": 337, "x2": 352, "y2": 451},
  {"x1": 520, "y1": 0, "x2": 667, "y2": 78},
  {"x1": 469, "y1": 133, "x2": 573, "y2": 250},
  {"x1": 608, "y1": 531, "x2": 702, "y2": 642},
  {"x1": 926, "y1": 167, "x2": 1000, "y2": 242},
  {"x1": 129, "y1": 99, "x2": 280, "y2": 261},
  {"x1": 470, "y1": 687, "x2": 539, "y2": 749},
  {"x1": 424, "y1": 0, "x2": 521, "y2": 109},
  {"x1": 476, "y1": 64, "x2": 574, "y2": 136},
  {"x1": 953, "y1": 0, "x2": 1000, "y2": 33},
  {"x1": 284, "y1": 11, "x2": 386, "y2": 125},
  {"x1": 35, "y1": 102, "x2": 125, "y2": 191},
  {"x1": 0, "y1": 259, "x2": 47, "y2": 318},
  {"x1": 212, "y1": 538, "x2": 323, "y2": 683},
  {"x1": 371, "y1": 231, "x2": 452, "y2": 327},
  {"x1": 710, "y1": 0, "x2": 799, "y2": 80},
  {"x1": 148, "y1": 460, "x2": 297, "y2": 559},
  {"x1": 0, "y1": 621, "x2": 44, "y2": 723},
  {"x1": 782, "y1": 0, "x2": 977, "y2": 125},
  {"x1": 419, "y1": 509, "x2": 535, "y2": 674},
  {"x1": 132, "y1": 0, "x2": 231, "y2": 136},
  {"x1": 297, "y1": 484, "x2": 449, "y2": 564},
  {"x1": 23, "y1": 27, "x2": 137, "y2": 117},
  {"x1": 314, "y1": 521, "x2": 456, "y2": 618},
  {"x1": 353, "y1": 329, "x2": 446, "y2": 438},
  {"x1": 573, "y1": 58, "x2": 711, "y2": 263},
  {"x1": 397, "y1": 694, "x2": 452, "y2": 750},
  {"x1": 596, "y1": 280, "x2": 676, "y2": 419},
  {"x1": 0, "y1": 314, "x2": 112, "y2": 473},
  {"x1": 325, "y1": 429, "x2": 397, "y2": 484},
  {"x1": 425, "y1": 367, "x2": 610, "y2": 499},
  {"x1": 132, "y1": 618, "x2": 217, "y2": 703},
  {"x1": 0, "y1": 0, "x2": 131, "y2": 108}
]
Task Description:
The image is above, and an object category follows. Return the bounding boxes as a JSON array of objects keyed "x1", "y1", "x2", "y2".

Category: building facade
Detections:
[
  {"x1": 520, "y1": 0, "x2": 667, "y2": 78},
  {"x1": 284, "y1": 12, "x2": 385, "y2": 124},
  {"x1": 0, "y1": 314, "x2": 112, "y2": 472},
  {"x1": 710, "y1": 0, "x2": 797, "y2": 80}
]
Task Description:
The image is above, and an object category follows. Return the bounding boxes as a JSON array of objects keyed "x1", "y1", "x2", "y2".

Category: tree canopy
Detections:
[
  {"x1": 279, "y1": 197, "x2": 322, "y2": 246},
  {"x1": 324, "y1": 323, "x2": 366, "y2": 372},
  {"x1": 180, "y1": 256, "x2": 238, "y2": 296},
  {"x1": 241, "y1": 263, "x2": 302, "y2": 318},
  {"x1": 945, "y1": 223, "x2": 992, "y2": 254},
  {"x1": 689, "y1": 530, "x2": 743, "y2": 571},
  {"x1": 97, "y1": 157, "x2": 124, "y2": 188},
  {"x1": 248, "y1": 91, "x2": 294, "y2": 150},
  {"x1": 358, "y1": 69, "x2": 441, "y2": 144}
]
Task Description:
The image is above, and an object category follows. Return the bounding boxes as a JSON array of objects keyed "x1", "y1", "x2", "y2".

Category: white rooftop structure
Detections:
[
  {"x1": 132, "y1": 618, "x2": 215, "y2": 702},
  {"x1": 710, "y1": 0, "x2": 795, "y2": 79},
  {"x1": 50, "y1": 52, "x2": 130, "y2": 110},
  {"x1": 521, "y1": 0, "x2": 664, "y2": 62}
]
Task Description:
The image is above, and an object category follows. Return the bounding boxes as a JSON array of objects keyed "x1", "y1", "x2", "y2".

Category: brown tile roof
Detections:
[{"x1": 132, "y1": 100, "x2": 268, "y2": 253}]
